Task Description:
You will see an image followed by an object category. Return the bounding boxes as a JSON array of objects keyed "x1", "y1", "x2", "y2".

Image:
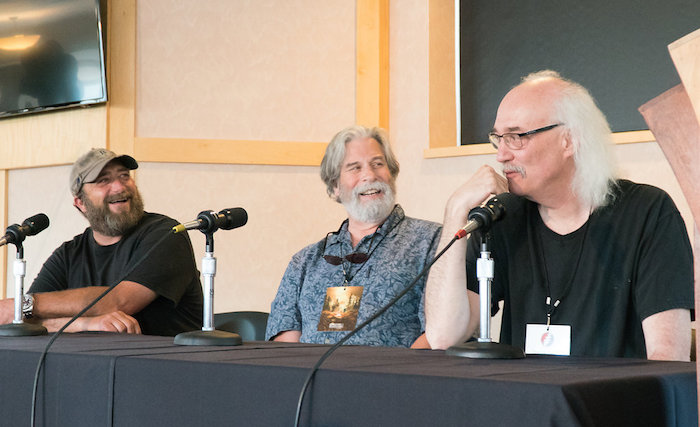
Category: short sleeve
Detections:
[
  {"x1": 265, "y1": 252, "x2": 305, "y2": 340},
  {"x1": 29, "y1": 245, "x2": 70, "y2": 293},
  {"x1": 125, "y1": 229, "x2": 198, "y2": 306}
]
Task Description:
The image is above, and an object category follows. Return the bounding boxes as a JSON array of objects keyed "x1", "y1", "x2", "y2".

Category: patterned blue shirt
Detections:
[{"x1": 265, "y1": 205, "x2": 442, "y2": 347}]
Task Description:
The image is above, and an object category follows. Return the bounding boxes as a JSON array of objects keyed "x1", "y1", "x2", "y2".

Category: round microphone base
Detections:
[
  {"x1": 446, "y1": 341, "x2": 525, "y2": 359},
  {"x1": 0, "y1": 321, "x2": 48, "y2": 337},
  {"x1": 174, "y1": 329, "x2": 242, "y2": 346}
]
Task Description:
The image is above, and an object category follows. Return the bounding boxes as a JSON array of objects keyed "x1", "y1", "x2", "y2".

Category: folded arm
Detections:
[
  {"x1": 32, "y1": 310, "x2": 142, "y2": 334},
  {"x1": 0, "y1": 280, "x2": 154, "y2": 333},
  {"x1": 32, "y1": 280, "x2": 157, "y2": 319},
  {"x1": 425, "y1": 165, "x2": 508, "y2": 349}
]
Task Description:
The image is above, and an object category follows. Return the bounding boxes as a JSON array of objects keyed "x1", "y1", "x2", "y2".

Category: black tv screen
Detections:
[{"x1": 0, "y1": 0, "x2": 107, "y2": 118}]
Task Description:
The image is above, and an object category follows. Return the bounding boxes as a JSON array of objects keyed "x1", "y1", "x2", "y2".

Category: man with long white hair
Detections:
[
  {"x1": 425, "y1": 71, "x2": 693, "y2": 360},
  {"x1": 266, "y1": 125, "x2": 441, "y2": 347}
]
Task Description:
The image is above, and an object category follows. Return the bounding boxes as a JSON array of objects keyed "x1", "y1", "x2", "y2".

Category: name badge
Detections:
[
  {"x1": 525, "y1": 324, "x2": 571, "y2": 356},
  {"x1": 317, "y1": 286, "x2": 363, "y2": 331}
]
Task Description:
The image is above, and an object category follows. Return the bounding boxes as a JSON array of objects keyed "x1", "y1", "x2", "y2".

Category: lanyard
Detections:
[
  {"x1": 329, "y1": 216, "x2": 403, "y2": 284},
  {"x1": 534, "y1": 211, "x2": 591, "y2": 328}
]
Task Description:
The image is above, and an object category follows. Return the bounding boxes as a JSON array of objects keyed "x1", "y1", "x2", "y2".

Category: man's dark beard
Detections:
[{"x1": 82, "y1": 189, "x2": 145, "y2": 237}]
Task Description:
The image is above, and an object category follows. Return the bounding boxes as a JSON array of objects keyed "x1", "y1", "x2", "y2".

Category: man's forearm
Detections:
[
  {"x1": 28, "y1": 316, "x2": 91, "y2": 333},
  {"x1": 642, "y1": 308, "x2": 691, "y2": 361},
  {"x1": 424, "y1": 228, "x2": 473, "y2": 349},
  {"x1": 29, "y1": 311, "x2": 142, "y2": 334},
  {"x1": 32, "y1": 281, "x2": 157, "y2": 320},
  {"x1": 33, "y1": 287, "x2": 113, "y2": 319}
]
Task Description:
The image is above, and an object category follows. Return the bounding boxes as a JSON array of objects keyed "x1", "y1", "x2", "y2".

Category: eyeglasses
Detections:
[
  {"x1": 321, "y1": 232, "x2": 369, "y2": 265},
  {"x1": 488, "y1": 123, "x2": 562, "y2": 150}
]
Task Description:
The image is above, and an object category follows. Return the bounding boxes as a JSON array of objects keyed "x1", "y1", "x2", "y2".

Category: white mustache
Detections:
[
  {"x1": 502, "y1": 165, "x2": 525, "y2": 177},
  {"x1": 352, "y1": 181, "x2": 390, "y2": 198}
]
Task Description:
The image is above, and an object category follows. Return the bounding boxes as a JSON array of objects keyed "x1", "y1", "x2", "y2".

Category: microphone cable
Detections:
[
  {"x1": 29, "y1": 229, "x2": 177, "y2": 427},
  {"x1": 293, "y1": 234, "x2": 462, "y2": 427}
]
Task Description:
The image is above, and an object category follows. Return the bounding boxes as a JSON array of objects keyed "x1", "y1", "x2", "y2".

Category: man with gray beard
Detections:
[
  {"x1": 0, "y1": 148, "x2": 203, "y2": 336},
  {"x1": 266, "y1": 126, "x2": 441, "y2": 348}
]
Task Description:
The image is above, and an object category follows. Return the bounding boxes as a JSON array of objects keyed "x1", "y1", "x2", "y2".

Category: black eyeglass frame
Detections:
[{"x1": 488, "y1": 123, "x2": 563, "y2": 150}]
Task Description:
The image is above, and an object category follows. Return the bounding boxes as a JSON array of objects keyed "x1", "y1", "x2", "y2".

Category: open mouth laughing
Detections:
[
  {"x1": 359, "y1": 188, "x2": 382, "y2": 197},
  {"x1": 106, "y1": 193, "x2": 131, "y2": 209}
]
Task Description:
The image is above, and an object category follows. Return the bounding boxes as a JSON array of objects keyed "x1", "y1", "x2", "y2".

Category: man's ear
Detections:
[
  {"x1": 561, "y1": 130, "x2": 576, "y2": 158},
  {"x1": 74, "y1": 196, "x2": 87, "y2": 214},
  {"x1": 332, "y1": 185, "x2": 340, "y2": 201}
]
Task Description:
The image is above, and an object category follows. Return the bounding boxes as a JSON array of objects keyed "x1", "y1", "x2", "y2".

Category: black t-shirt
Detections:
[
  {"x1": 29, "y1": 212, "x2": 203, "y2": 336},
  {"x1": 466, "y1": 180, "x2": 694, "y2": 358}
]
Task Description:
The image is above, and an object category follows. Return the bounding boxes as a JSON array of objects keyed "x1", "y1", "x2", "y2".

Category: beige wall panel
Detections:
[
  {"x1": 5, "y1": 166, "x2": 89, "y2": 296},
  {"x1": 136, "y1": 0, "x2": 356, "y2": 142},
  {"x1": 0, "y1": 106, "x2": 106, "y2": 170},
  {"x1": 136, "y1": 162, "x2": 346, "y2": 313}
]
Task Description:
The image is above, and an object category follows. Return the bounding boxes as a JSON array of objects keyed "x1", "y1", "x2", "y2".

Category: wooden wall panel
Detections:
[
  {"x1": 640, "y1": 26, "x2": 700, "y2": 421},
  {"x1": 356, "y1": 0, "x2": 390, "y2": 130},
  {"x1": 106, "y1": 0, "x2": 136, "y2": 156}
]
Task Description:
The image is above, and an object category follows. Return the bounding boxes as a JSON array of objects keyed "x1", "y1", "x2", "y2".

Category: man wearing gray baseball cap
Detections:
[{"x1": 0, "y1": 148, "x2": 203, "y2": 336}]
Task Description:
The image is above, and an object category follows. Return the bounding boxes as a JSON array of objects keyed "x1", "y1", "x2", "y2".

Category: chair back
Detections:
[{"x1": 214, "y1": 311, "x2": 269, "y2": 341}]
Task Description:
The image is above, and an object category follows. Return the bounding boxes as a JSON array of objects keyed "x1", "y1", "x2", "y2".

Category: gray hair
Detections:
[
  {"x1": 522, "y1": 70, "x2": 617, "y2": 209},
  {"x1": 320, "y1": 125, "x2": 400, "y2": 199}
]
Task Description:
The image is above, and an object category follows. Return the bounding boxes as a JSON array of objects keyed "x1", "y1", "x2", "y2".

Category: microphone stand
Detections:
[
  {"x1": 174, "y1": 232, "x2": 242, "y2": 346},
  {"x1": 446, "y1": 232, "x2": 524, "y2": 359},
  {"x1": 0, "y1": 243, "x2": 47, "y2": 336}
]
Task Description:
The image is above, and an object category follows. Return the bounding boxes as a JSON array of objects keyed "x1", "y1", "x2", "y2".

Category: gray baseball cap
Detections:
[{"x1": 69, "y1": 148, "x2": 138, "y2": 196}]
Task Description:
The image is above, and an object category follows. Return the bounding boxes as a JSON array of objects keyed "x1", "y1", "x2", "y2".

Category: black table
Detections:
[{"x1": 0, "y1": 333, "x2": 696, "y2": 426}]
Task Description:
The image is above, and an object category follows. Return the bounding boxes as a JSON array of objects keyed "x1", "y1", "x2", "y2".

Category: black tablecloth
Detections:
[{"x1": 0, "y1": 333, "x2": 696, "y2": 426}]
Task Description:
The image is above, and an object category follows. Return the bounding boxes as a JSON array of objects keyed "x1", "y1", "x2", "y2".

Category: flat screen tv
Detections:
[{"x1": 0, "y1": 0, "x2": 107, "y2": 119}]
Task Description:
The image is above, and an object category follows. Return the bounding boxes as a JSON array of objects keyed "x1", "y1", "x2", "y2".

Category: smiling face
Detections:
[
  {"x1": 74, "y1": 160, "x2": 144, "y2": 238},
  {"x1": 493, "y1": 78, "x2": 575, "y2": 203},
  {"x1": 333, "y1": 137, "x2": 396, "y2": 225}
]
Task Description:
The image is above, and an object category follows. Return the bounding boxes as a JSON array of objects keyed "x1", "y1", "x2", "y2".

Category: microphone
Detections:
[
  {"x1": 172, "y1": 208, "x2": 248, "y2": 234},
  {"x1": 454, "y1": 193, "x2": 509, "y2": 239},
  {"x1": 0, "y1": 213, "x2": 50, "y2": 247}
]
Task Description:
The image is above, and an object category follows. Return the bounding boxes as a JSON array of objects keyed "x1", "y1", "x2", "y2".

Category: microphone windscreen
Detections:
[
  {"x1": 491, "y1": 192, "x2": 522, "y2": 217},
  {"x1": 219, "y1": 208, "x2": 247, "y2": 230},
  {"x1": 492, "y1": 192, "x2": 517, "y2": 204},
  {"x1": 23, "y1": 213, "x2": 50, "y2": 236},
  {"x1": 467, "y1": 192, "x2": 517, "y2": 229}
]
